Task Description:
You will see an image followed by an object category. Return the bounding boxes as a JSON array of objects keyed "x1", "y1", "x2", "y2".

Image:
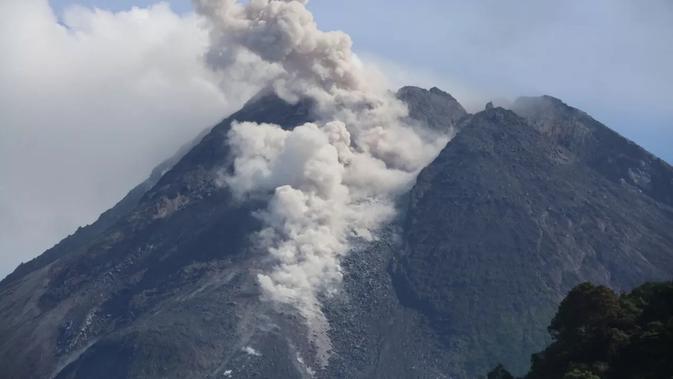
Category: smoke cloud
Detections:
[{"x1": 196, "y1": 0, "x2": 451, "y2": 356}]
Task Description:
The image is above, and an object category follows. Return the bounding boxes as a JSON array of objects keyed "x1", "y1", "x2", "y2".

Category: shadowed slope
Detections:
[{"x1": 395, "y1": 107, "x2": 673, "y2": 375}]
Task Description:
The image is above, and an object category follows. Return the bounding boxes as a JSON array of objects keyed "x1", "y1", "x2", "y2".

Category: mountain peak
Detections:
[
  {"x1": 514, "y1": 94, "x2": 567, "y2": 108},
  {"x1": 511, "y1": 95, "x2": 673, "y2": 207},
  {"x1": 397, "y1": 86, "x2": 468, "y2": 131},
  {"x1": 233, "y1": 90, "x2": 316, "y2": 130},
  {"x1": 429, "y1": 86, "x2": 451, "y2": 96}
]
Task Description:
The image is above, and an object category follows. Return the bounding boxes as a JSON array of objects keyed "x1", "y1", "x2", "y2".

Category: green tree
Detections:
[{"x1": 523, "y1": 281, "x2": 673, "y2": 379}]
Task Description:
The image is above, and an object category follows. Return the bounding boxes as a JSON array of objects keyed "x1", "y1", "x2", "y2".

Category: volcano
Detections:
[{"x1": 1, "y1": 87, "x2": 672, "y2": 379}]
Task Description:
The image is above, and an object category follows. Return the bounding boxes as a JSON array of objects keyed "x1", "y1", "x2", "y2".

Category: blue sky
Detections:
[
  {"x1": 50, "y1": 0, "x2": 193, "y2": 13},
  {"x1": 48, "y1": 0, "x2": 673, "y2": 164}
]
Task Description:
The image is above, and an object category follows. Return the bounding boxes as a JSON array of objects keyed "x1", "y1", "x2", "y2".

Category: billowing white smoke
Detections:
[
  {"x1": 225, "y1": 120, "x2": 400, "y2": 304},
  {"x1": 195, "y1": 0, "x2": 450, "y2": 349}
]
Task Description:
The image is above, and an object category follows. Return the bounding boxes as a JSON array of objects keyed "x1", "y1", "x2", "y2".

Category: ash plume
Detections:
[{"x1": 195, "y1": 0, "x2": 452, "y2": 358}]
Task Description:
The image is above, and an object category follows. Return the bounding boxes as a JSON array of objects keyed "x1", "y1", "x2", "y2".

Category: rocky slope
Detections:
[
  {"x1": 397, "y1": 86, "x2": 468, "y2": 132},
  {"x1": 0, "y1": 92, "x2": 316, "y2": 379},
  {"x1": 512, "y1": 96, "x2": 673, "y2": 207},
  {"x1": 394, "y1": 106, "x2": 673, "y2": 375},
  {"x1": 0, "y1": 89, "x2": 671, "y2": 379}
]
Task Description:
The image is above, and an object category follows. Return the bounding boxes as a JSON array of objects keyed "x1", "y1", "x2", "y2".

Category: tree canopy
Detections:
[{"x1": 488, "y1": 281, "x2": 673, "y2": 379}]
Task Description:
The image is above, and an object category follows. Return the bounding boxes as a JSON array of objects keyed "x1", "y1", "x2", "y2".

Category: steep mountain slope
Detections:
[
  {"x1": 0, "y1": 88, "x2": 464, "y2": 379},
  {"x1": 1, "y1": 128, "x2": 210, "y2": 288},
  {"x1": 394, "y1": 107, "x2": 673, "y2": 375},
  {"x1": 512, "y1": 96, "x2": 673, "y2": 207},
  {"x1": 0, "y1": 92, "x2": 316, "y2": 379},
  {"x1": 0, "y1": 89, "x2": 671, "y2": 379}
]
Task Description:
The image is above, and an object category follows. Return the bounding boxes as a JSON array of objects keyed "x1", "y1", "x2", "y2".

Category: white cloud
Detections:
[{"x1": 0, "y1": 0, "x2": 250, "y2": 279}]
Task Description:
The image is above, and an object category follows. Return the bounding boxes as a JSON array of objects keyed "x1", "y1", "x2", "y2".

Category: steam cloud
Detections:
[{"x1": 195, "y1": 0, "x2": 451, "y2": 357}]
